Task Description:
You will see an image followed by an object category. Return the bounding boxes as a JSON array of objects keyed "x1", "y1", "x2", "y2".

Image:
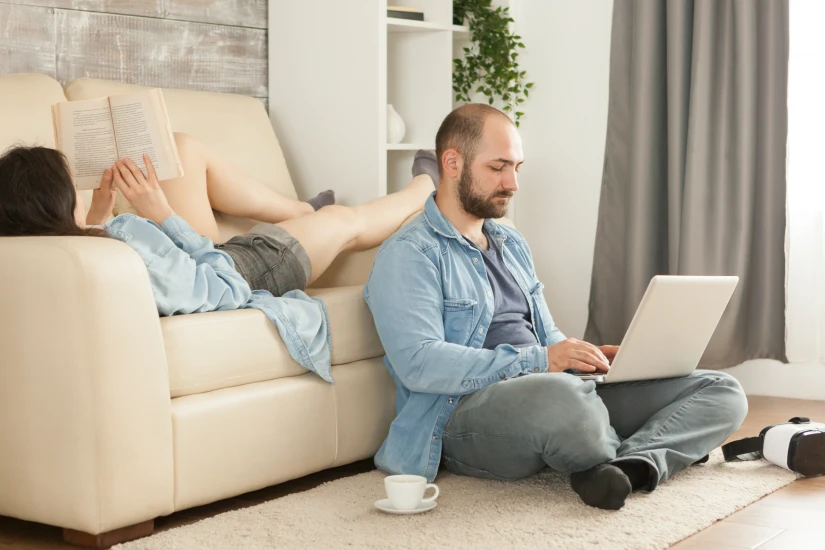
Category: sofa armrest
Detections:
[{"x1": 0, "y1": 237, "x2": 174, "y2": 534}]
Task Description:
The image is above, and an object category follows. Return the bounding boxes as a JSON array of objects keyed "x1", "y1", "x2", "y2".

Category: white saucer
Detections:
[{"x1": 374, "y1": 498, "x2": 437, "y2": 515}]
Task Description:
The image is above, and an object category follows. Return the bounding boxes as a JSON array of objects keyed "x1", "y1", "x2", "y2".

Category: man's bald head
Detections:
[{"x1": 435, "y1": 104, "x2": 514, "y2": 177}]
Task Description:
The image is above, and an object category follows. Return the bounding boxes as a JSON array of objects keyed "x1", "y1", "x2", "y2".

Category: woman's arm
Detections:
[{"x1": 106, "y1": 214, "x2": 251, "y2": 316}]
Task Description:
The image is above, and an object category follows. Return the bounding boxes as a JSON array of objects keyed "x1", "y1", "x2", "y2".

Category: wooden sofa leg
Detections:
[{"x1": 63, "y1": 519, "x2": 154, "y2": 548}]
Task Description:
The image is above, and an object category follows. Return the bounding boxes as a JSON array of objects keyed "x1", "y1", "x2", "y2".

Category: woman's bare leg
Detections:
[
  {"x1": 276, "y1": 175, "x2": 435, "y2": 285},
  {"x1": 157, "y1": 132, "x2": 314, "y2": 241}
]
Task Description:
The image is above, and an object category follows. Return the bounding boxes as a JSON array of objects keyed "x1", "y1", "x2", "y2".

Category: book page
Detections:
[
  {"x1": 52, "y1": 98, "x2": 118, "y2": 190},
  {"x1": 108, "y1": 89, "x2": 183, "y2": 182}
]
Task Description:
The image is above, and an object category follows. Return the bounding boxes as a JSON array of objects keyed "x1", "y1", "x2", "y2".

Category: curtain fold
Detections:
[{"x1": 585, "y1": 0, "x2": 788, "y2": 368}]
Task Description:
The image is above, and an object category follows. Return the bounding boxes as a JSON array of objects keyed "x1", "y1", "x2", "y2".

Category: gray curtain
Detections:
[{"x1": 585, "y1": 0, "x2": 788, "y2": 367}]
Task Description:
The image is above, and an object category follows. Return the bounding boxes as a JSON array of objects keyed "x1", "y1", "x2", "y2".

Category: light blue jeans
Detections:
[{"x1": 441, "y1": 370, "x2": 748, "y2": 490}]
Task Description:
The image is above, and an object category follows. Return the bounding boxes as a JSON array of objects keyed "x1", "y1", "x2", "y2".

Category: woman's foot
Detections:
[
  {"x1": 412, "y1": 150, "x2": 440, "y2": 188},
  {"x1": 308, "y1": 190, "x2": 336, "y2": 211}
]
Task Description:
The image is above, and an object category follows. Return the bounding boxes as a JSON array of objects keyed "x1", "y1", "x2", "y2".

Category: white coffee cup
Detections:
[{"x1": 384, "y1": 475, "x2": 439, "y2": 510}]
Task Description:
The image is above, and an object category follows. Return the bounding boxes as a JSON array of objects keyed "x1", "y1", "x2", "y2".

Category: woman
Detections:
[{"x1": 0, "y1": 133, "x2": 434, "y2": 380}]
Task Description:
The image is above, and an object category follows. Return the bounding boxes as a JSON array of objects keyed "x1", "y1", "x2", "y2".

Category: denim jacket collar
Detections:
[{"x1": 422, "y1": 192, "x2": 507, "y2": 245}]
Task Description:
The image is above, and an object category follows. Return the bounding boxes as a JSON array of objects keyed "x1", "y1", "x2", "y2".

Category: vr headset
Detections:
[{"x1": 722, "y1": 417, "x2": 825, "y2": 476}]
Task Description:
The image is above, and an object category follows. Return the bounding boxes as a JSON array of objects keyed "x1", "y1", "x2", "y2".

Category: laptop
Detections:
[{"x1": 578, "y1": 275, "x2": 739, "y2": 384}]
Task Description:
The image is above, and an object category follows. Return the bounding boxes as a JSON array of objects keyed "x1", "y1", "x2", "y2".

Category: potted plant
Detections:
[{"x1": 453, "y1": 0, "x2": 533, "y2": 126}]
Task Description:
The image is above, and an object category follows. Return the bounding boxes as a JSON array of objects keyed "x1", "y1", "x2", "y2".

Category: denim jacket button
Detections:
[
  {"x1": 533, "y1": 367, "x2": 539, "y2": 372},
  {"x1": 499, "y1": 373, "x2": 506, "y2": 379},
  {"x1": 448, "y1": 398, "x2": 454, "y2": 404},
  {"x1": 478, "y1": 328, "x2": 483, "y2": 334},
  {"x1": 472, "y1": 257, "x2": 479, "y2": 263},
  {"x1": 433, "y1": 435, "x2": 438, "y2": 440}
]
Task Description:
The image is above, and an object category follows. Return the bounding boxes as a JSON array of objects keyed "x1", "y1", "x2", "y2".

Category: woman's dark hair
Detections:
[{"x1": 0, "y1": 146, "x2": 107, "y2": 238}]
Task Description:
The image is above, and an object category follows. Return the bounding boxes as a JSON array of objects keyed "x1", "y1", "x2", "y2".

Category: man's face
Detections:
[{"x1": 456, "y1": 116, "x2": 524, "y2": 220}]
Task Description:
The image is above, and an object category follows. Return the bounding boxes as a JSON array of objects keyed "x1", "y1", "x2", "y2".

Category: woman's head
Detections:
[{"x1": 0, "y1": 145, "x2": 104, "y2": 237}]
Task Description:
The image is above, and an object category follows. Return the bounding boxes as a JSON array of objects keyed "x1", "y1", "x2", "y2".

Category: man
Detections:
[{"x1": 364, "y1": 104, "x2": 748, "y2": 510}]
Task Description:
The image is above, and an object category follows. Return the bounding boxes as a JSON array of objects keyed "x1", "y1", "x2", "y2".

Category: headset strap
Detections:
[
  {"x1": 722, "y1": 437, "x2": 763, "y2": 462},
  {"x1": 722, "y1": 417, "x2": 811, "y2": 462}
]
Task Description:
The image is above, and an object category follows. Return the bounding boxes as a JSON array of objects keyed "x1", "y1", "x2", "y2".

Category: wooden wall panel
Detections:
[
  {"x1": 2, "y1": 0, "x2": 267, "y2": 27},
  {"x1": 55, "y1": 9, "x2": 267, "y2": 96},
  {"x1": 0, "y1": 3, "x2": 56, "y2": 76},
  {"x1": 2, "y1": 0, "x2": 162, "y2": 19},
  {"x1": 166, "y1": 0, "x2": 267, "y2": 29}
]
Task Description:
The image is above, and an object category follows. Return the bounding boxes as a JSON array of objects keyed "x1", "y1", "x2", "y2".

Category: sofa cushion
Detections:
[
  {"x1": 163, "y1": 285, "x2": 383, "y2": 398},
  {"x1": 63, "y1": 78, "x2": 295, "y2": 242},
  {"x1": 0, "y1": 74, "x2": 100, "y2": 215}
]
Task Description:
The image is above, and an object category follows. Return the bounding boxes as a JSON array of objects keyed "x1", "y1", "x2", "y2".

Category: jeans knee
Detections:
[
  {"x1": 519, "y1": 375, "x2": 616, "y2": 471},
  {"x1": 698, "y1": 370, "x2": 749, "y2": 428}
]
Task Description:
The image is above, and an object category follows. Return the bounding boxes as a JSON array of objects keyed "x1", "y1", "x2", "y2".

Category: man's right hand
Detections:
[{"x1": 547, "y1": 338, "x2": 611, "y2": 373}]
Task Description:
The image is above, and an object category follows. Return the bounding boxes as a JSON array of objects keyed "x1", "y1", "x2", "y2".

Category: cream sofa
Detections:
[{"x1": 0, "y1": 73, "x2": 398, "y2": 547}]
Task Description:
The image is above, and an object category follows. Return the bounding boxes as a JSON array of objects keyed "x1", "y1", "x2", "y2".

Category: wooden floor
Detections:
[{"x1": 0, "y1": 396, "x2": 823, "y2": 549}]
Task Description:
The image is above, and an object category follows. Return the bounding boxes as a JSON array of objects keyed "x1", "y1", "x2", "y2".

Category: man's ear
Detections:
[{"x1": 442, "y1": 149, "x2": 461, "y2": 179}]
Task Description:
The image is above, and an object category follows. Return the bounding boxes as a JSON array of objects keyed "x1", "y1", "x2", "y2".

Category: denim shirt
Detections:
[
  {"x1": 364, "y1": 193, "x2": 567, "y2": 481},
  {"x1": 105, "y1": 214, "x2": 333, "y2": 382}
]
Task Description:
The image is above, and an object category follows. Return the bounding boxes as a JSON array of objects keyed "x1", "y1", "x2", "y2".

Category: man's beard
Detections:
[{"x1": 457, "y1": 162, "x2": 513, "y2": 219}]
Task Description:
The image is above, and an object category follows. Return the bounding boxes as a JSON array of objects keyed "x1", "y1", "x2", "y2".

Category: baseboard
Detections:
[{"x1": 721, "y1": 359, "x2": 825, "y2": 401}]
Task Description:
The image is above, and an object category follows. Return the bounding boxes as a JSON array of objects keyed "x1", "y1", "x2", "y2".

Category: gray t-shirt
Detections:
[{"x1": 469, "y1": 231, "x2": 539, "y2": 350}]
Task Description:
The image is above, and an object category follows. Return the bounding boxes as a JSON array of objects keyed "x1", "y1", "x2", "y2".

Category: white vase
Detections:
[{"x1": 387, "y1": 104, "x2": 406, "y2": 144}]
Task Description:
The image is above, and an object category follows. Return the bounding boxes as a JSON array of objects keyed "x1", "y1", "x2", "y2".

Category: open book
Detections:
[{"x1": 52, "y1": 89, "x2": 183, "y2": 190}]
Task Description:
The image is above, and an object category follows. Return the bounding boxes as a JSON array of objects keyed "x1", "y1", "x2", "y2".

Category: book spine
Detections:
[{"x1": 387, "y1": 10, "x2": 425, "y2": 21}]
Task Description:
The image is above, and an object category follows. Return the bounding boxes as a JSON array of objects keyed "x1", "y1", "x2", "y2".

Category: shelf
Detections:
[
  {"x1": 386, "y1": 143, "x2": 432, "y2": 151},
  {"x1": 387, "y1": 18, "x2": 467, "y2": 33}
]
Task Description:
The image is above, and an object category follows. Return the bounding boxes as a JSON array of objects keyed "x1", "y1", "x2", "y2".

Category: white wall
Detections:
[{"x1": 511, "y1": 0, "x2": 614, "y2": 338}]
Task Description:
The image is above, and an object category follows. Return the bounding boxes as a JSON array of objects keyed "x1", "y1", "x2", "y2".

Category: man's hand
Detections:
[
  {"x1": 547, "y1": 338, "x2": 611, "y2": 373},
  {"x1": 598, "y1": 345, "x2": 620, "y2": 364},
  {"x1": 111, "y1": 155, "x2": 175, "y2": 225},
  {"x1": 85, "y1": 167, "x2": 117, "y2": 226}
]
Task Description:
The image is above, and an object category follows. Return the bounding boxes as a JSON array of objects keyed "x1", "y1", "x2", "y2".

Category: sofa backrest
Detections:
[
  {"x1": 64, "y1": 78, "x2": 295, "y2": 242},
  {"x1": 0, "y1": 74, "x2": 96, "y2": 210}
]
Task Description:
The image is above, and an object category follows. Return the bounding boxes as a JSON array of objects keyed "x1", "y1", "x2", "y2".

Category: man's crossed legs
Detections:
[{"x1": 440, "y1": 370, "x2": 748, "y2": 510}]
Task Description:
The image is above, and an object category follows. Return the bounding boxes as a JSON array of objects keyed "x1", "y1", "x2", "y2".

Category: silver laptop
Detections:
[{"x1": 581, "y1": 275, "x2": 739, "y2": 384}]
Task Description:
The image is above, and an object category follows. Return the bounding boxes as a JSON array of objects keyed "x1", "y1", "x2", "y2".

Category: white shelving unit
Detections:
[{"x1": 269, "y1": 0, "x2": 470, "y2": 204}]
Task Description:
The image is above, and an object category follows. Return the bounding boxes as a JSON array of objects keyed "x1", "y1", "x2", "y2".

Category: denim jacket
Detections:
[
  {"x1": 105, "y1": 214, "x2": 333, "y2": 382},
  {"x1": 364, "y1": 193, "x2": 567, "y2": 481}
]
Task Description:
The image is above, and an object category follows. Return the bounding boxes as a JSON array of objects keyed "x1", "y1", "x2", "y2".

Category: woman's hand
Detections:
[
  {"x1": 85, "y1": 167, "x2": 117, "y2": 226},
  {"x1": 111, "y1": 154, "x2": 175, "y2": 225}
]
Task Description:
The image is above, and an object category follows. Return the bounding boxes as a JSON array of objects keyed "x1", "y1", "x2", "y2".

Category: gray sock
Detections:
[
  {"x1": 308, "y1": 190, "x2": 335, "y2": 211},
  {"x1": 412, "y1": 150, "x2": 440, "y2": 187},
  {"x1": 570, "y1": 464, "x2": 632, "y2": 511}
]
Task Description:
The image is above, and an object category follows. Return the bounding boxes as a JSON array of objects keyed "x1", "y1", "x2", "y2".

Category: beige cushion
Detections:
[
  {"x1": 162, "y1": 285, "x2": 383, "y2": 398},
  {"x1": 0, "y1": 74, "x2": 98, "y2": 213},
  {"x1": 0, "y1": 73, "x2": 65, "y2": 151},
  {"x1": 64, "y1": 78, "x2": 295, "y2": 241}
]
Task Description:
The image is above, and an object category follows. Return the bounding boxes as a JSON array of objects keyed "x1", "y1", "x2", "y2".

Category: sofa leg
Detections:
[{"x1": 63, "y1": 519, "x2": 154, "y2": 548}]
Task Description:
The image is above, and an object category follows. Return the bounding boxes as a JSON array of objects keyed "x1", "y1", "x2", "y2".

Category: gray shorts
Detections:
[{"x1": 216, "y1": 223, "x2": 312, "y2": 297}]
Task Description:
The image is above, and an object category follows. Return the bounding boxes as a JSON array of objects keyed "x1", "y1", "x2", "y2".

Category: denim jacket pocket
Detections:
[{"x1": 443, "y1": 298, "x2": 478, "y2": 346}]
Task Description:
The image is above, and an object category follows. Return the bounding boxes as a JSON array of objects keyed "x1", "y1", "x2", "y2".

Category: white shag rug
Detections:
[{"x1": 117, "y1": 450, "x2": 797, "y2": 550}]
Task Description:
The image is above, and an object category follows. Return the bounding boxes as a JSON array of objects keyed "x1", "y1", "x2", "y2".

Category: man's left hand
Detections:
[{"x1": 598, "y1": 345, "x2": 620, "y2": 364}]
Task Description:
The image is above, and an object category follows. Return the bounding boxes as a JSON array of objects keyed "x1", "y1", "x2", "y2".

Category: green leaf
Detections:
[
  {"x1": 515, "y1": 111, "x2": 524, "y2": 117},
  {"x1": 525, "y1": 82, "x2": 534, "y2": 88},
  {"x1": 451, "y1": 0, "x2": 532, "y2": 119}
]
